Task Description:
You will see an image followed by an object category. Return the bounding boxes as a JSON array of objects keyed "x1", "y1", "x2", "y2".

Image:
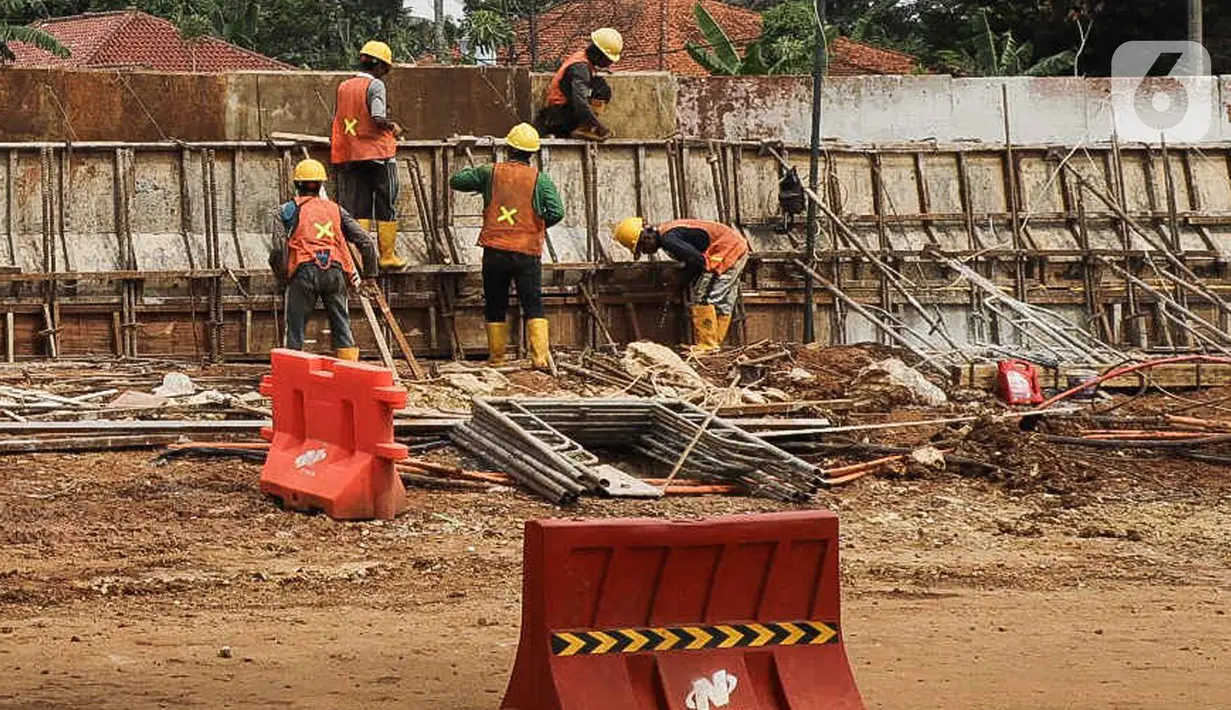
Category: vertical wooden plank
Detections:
[{"x1": 4, "y1": 312, "x2": 13, "y2": 363}]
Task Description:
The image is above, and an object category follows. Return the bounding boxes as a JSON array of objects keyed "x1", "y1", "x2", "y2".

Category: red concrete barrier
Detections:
[
  {"x1": 259, "y1": 348, "x2": 408, "y2": 520},
  {"x1": 502, "y1": 511, "x2": 864, "y2": 710}
]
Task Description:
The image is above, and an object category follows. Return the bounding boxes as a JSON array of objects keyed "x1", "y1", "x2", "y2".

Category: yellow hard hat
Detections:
[
  {"x1": 613, "y1": 216, "x2": 643, "y2": 255},
  {"x1": 506, "y1": 122, "x2": 541, "y2": 152},
  {"x1": 590, "y1": 28, "x2": 623, "y2": 62},
  {"x1": 359, "y1": 40, "x2": 393, "y2": 66},
  {"x1": 293, "y1": 158, "x2": 328, "y2": 183}
]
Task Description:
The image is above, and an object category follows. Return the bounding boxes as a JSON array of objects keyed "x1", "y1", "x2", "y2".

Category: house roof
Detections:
[
  {"x1": 512, "y1": 0, "x2": 763, "y2": 76},
  {"x1": 7, "y1": 10, "x2": 291, "y2": 71},
  {"x1": 510, "y1": 0, "x2": 919, "y2": 77},
  {"x1": 827, "y1": 36, "x2": 918, "y2": 76}
]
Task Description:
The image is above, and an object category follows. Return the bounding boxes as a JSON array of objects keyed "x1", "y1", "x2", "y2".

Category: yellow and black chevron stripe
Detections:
[{"x1": 551, "y1": 620, "x2": 839, "y2": 657}]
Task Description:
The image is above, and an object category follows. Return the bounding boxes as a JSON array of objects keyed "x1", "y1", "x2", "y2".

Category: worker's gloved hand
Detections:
[
  {"x1": 391, "y1": 121, "x2": 404, "y2": 138},
  {"x1": 572, "y1": 122, "x2": 612, "y2": 142}
]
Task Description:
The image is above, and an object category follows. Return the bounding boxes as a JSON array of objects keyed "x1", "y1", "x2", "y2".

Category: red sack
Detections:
[{"x1": 997, "y1": 360, "x2": 1043, "y2": 405}]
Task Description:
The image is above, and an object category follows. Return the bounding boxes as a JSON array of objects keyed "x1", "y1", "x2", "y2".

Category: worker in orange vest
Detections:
[
  {"x1": 330, "y1": 40, "x2": 407, "y2": 270},
  {"x1": 535, "y1": 28, "x2": 622, "y2": 140},
  {"x1": 449, "y1": 124, "x2": 565, "y2": 369},
  {"x1": 271, "y1": 159, "x2": 379, "y2": 360},
  {"x1": 613, "y1": 217, "x2": 750, "y2": 352}
]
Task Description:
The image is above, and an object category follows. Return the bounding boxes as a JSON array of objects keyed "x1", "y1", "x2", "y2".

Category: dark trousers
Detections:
[
  {"x1": 335, "y1": 159, "x2": 398, "y2": 222},
  {"x1": 534, "y1": 105, "x2": 580, "y2": 138},
  {"x1": 285, "y1": 264, "x2": 354, "y2": 350},
  {"x1": 482, "y1": 247, "x2": 543, "y2": 322}
]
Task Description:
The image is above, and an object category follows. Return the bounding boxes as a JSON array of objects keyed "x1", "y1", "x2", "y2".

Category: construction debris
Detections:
[
  {"x1": 854, "y1": 358, "x2": 949, "y2": 407},
  {"x1": 153, "y1": 372, "x2": 197, "y2": 398},
  {"x1": 450, "y1": 397, "x2": 826, "y2": 504}
]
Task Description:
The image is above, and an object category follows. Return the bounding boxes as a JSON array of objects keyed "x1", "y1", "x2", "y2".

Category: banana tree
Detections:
[
  {"x1": 686, "y1": 2, "x2": 782, "y2": 76},
  {"x1": 0, "y1": 0, "x2": 69, "y2": 62},
  {"x1": 938, "y1": 9, "x2": 1075, "y2": 76}
]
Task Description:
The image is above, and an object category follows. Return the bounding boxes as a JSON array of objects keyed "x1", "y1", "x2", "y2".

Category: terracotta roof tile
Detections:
[
  {"x1": 7, "y1": 10, "x2": 290, "y2": 71},
  {"x1": 510, "y1": 0, "x2": 919, "y2": 77},
  {"x1": 827, "y1": 36, "x2": 918, "y2": 76},
  {"x1": 512, "y1": 0, "x2": 763, "y2": 76}
]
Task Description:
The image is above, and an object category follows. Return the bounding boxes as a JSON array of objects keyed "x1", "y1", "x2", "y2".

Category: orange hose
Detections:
[
  {"x1": 1036, "y1": 355, "x2": 1231, "y2": 410},
  {"x1": 663, "y1": 484, "x2": 742, "y2": 495}
]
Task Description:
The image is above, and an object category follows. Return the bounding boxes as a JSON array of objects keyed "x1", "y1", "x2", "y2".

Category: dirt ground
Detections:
[{"x1": 3, "y1": 440, "x2": 1230, "y2": 709}]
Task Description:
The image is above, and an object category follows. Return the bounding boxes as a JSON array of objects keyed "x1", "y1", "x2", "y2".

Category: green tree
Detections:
[
  {"x1": 462, "y1": 8, "x2": 511, "y2": 57},
  {"x1": 759, "y1": 0, "x2": 839, "y2": 76},
  {"x1": 936, "y1": 9, "x2": 1075, "y2": 76},
  {"x1": 0, "y1": 0, "x2": 70, "y2": 61}
]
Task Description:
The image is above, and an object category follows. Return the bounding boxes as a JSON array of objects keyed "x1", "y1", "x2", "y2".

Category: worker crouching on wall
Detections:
[
  {"x1": 270, "y1": 159, "x2": 379, "y2": 360},
  {"x1": 613, "y1": 217, "x2": 749, "y2": 352},
  {"x1": 449, "y1": 123, "x2": 565, "y2": 369}
]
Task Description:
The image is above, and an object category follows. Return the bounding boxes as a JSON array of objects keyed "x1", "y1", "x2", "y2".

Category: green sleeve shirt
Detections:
[{"x1": 449, "y1": 163, "x2": 565, "y2": 228}]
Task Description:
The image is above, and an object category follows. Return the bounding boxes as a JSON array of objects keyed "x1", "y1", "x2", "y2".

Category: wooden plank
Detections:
[
  {"x1": 356, "y1": 291, "x2": 401, "y2": 381},
  {"x1": 0, "y1": 418, "x2": 459, "y2": 434},
  {"x1": 0, "y1": 434, "x2": 182, "y2": 454},
  {"x1": 368, "y1": 287, "x2": 426, "y2": 380}
]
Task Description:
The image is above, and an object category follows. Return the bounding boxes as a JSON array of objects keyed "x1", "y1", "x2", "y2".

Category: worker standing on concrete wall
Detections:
[
  {"x1": 535, "y1": 28, "x2": 622, "y2": 141},
  {"x1": 271, "y1": 159, "x2": 379, "y2": 360},
  {"x1": 613, "y1": 218, "x2": 749, "y2": 352},
  {"x1": 330, "y1": 40, "x2": 407, "y2": 270},
  {"x1": 449, "y1": 124, "x2": 565, "y2": 369}
]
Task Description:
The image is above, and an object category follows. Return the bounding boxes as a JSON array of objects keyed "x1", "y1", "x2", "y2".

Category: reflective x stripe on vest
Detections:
[
  {"x1": 546, "y1": 50, "x2": 594, "y2": 107},
  {"x1": 658, "y1": 219, "x2": 749, "y2": 275},
  {"x1": 286, "y1": 196, "x2": 358, "y2": 277},
  {"x1": 331, "y1": 76, "x2": 397, "y2": 164},
  {"x1": 479, "y1": 162, "x2": 546, "y2": 257}
]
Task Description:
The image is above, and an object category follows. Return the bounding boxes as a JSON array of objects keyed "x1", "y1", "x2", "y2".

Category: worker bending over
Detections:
[
  {"x1": 535, "y1": 28, "x2": 622, "y2": 140},
  {"x1": 449, "y1": 124, "x2": 564, "y2": 369},
  {"x1": 331, "y1": 39, "x2": 407, "y2": 269},
  {"x1": 271, "y1": 159, "x2": 379, "y2": 360},
  {"x1": 613, "y1": 217, "x2": 749, "y2": 352}
]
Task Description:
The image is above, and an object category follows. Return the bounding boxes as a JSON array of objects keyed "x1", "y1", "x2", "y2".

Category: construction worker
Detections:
[
  {"x1": 271, "y1": 159, "x2": 379, "y2": 360},
  {"x1": 535, "y1": 28, "x2": 622, "y2": 140},
  {"x1": 449, "y1": 123, "x2": 564, "y2": 369},
  {"x1": 330, "y1": 39, "x2": 407, "y2": 270},
  {"x1": 613, "y1": 217, "x2": 749, "y2": 352}
]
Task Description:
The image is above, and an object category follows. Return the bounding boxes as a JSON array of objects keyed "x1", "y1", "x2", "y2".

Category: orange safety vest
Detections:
[
  {"x1": 286, "y1": 196, "x2": 358, "y2": 277},
  {"x1": 331, "y1": 76, "x2": 397, "y2": 164},
  {"x1": 658, "y1": 219, "x2": 749, "y2": 275},
  {"x1": 546, "y1": 50, "x2": 594, "y2": 107},
  {"x1": 479, "y1": 162, "x2": 546, "y2": 256}
]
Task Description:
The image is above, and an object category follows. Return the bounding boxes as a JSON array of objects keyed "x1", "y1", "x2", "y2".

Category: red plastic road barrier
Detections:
[
  {"x1": 259, "y1": 348, "x2": 409, "y2": 520},
  {"x1": 502, "y1": 511, "x2": 864, "y2": 710}
]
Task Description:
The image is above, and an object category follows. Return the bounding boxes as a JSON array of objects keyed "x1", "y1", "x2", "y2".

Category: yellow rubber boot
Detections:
[
  {"x1": 376, "y1": 220, "x2": 407, "y2": 269},
  {"x1": 715, "y1": 314, "x2": 733, "y2": 345},
  {"x1": 336, "y1": 347, "x2": 360, "y2": 361},
  {"x1": 527, "y1": 318, "x2": 551, "y2": 370},
  {"x1": 689, "y1": 304, "x2": 720, "y2": 353},
  {"x1": 485, "y1": 322, "x2": 509, "y2": 366},
  {"x1": 355, "y1": 218, "x2": 373, "y2": 232}
]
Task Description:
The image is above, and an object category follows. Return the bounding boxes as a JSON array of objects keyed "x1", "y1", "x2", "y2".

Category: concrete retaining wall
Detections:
[
  {"x1": 7, "y1": 67, "x2": 1231, "y2": 146},
  {"x1": 676, "y1": 75, "x2": 1231, "y2": 146},
  {"x1": 0, "y1": 66, "x2": 530, "y2": 142}
]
